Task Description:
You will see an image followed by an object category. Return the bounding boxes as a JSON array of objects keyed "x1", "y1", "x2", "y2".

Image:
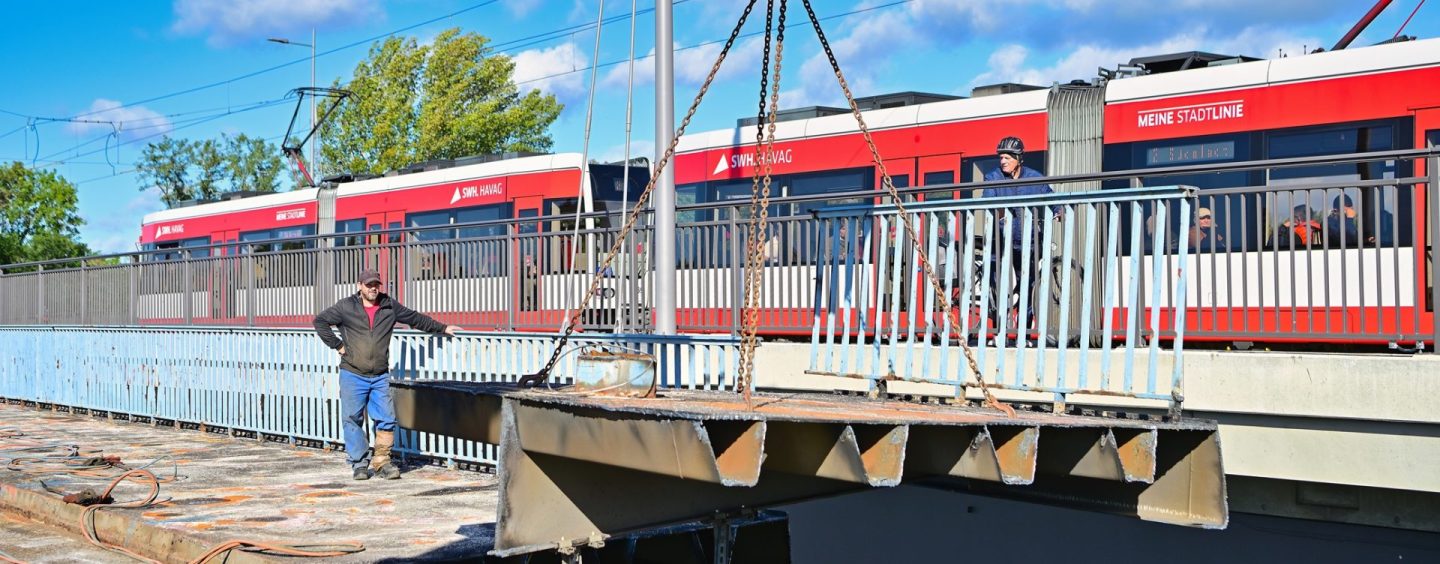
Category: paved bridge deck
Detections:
[{"x1": 0, "y1": 401, "x2": 498, "y2": 563}]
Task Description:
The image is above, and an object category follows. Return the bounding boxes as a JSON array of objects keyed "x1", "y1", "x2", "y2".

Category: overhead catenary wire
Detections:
[
  {"x1": 31, "y1": 96, "x2": 295, "y2": 165},
  {"x1": 33, "y1": 98, "x2": 294, "y2": 166},
  {"x1": 616, "y1": 0, "x2": 640, "y2": 332},
  {"x1": 61, "y1": 133, "x2": 286, "y2": 186},
  {"x1": 61, "y1": 1, "x2": 504, "y2": 122},
  {"x1": 11, "y1": 0, "x2": 910, "y2": 174},
  {"x1": 509, "y1": 0, "x2": 912, "y2": 88},
  {"x1": 518, "y1": 0, "x2": 765, "y2": 388},
  {"x1": 1394, "y1": 0, "x2": 1427, "y2": 38},
  {"x1": 558, "y1": 0, "x2": 610, "y2": 340}
]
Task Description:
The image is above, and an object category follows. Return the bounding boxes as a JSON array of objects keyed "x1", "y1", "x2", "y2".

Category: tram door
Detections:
[
  {"x1": 365, "y1": 211, "x2": 405, "y2": 300},
  {"x1": 208, "y1": 230, "x2": 239, "y2": 322},
  {"x1": 513, "y1": 198, "x2": 544, "y2": 320},
  {"x1": 873, "y1": 158, "x2": 914, "y2": 328},
  {"x1": 915, "y1": 155, "x2": 964, "y2": 331},
  {"x1": 1416, "y1": 108, "x2": 1440, "y2": 340}
]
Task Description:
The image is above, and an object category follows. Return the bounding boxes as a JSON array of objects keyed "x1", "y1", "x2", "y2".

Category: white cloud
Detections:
[
  {"x1": 596, "y1": 139, "x2": 655, "y2": 164},
  {"x1": 603, "y1": 37, "x2": 764, "y2": 91},
  {"x1": 512, "y1": 42, "x2": 590, "y2": 101},
  {"x1": 602, "y1": 49, "x2": 656, "y2": 90},
  {"x1": 66, "y1": 99, "x2": 173, "y2": 142},
  {"x1": 968, "y1": 26, "x2": 1324, "y2": 89},
  {"x1": 171, "y1": 0, "x2": 381, "y2": 46},
  {"x1": 83, "y1": 188, "x2": 165, "y2": 254},
  {"x1": 506, "y1": 0, "x2": 543, "y2": 18},
  {"x1": 786, "y1": 9, "x2": 909, "y2": 108},
  {"x1": 126, "y1": 187, "x2": 166, "y2": 214}
]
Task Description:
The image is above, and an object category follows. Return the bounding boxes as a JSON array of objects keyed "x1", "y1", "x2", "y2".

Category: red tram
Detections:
[{"x1": 138, "y1": 37, "x2": 1440, "y2": 345}]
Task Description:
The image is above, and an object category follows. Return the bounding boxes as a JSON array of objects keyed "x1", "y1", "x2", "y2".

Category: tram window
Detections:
[
  {"x1": 789, "y1": 168, "x2": 871, "y2": 216},
  {"x1": 588, "y1": 163, "x2": 650, "y2": 209},
  {"x1": 181, "y1": 237, "x2": 212, "y2": 259},
  {"x1": 1115, "y1": 134, "x2": 1258, "y2": 254},
  {"x1": 240, "y1": 226, "x2": 315, "y2": 253},
  {"x1": 144, "y1": 236, "x2": 211, "y2": 261},
  {"x1": 456, "y1": 205, "x2": 509, "y2": 239},
  {"x1": 712, "y1": 180, "x2": 784, "y2": 220},
  {"x1": 543, "y1": 198, "x2": 583, "y2": 274},
  {"x1": 923, "y1": 171, "x2": 955, "y2": 184},
  {"x1": 408, "y1": 210, "x2": 454, "y2": 241},
  {"x1": 922, "y1": 170, "x2": 957, "y2": 200},
  {"x1": 677, "y1": 183, "x2": 705, "y2": 223},
  {"x1": 1266, "y1": 122, "x2": 1411, "y2": 248},
  {"x1": 518, "y1": 208, "x2": 539, "y2": 234},
  {"x1": 145, "y1": 242, "x2": 180, "y2": 261},
  {"x1": 545, "y1": 198, "x2": 599, "y2": 228},
  {"x1": 335, "y1": 219, "x2": 366, "y2": 246}
]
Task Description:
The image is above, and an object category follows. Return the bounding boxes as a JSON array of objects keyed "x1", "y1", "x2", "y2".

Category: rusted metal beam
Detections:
[
  {"x1": 392, "y1": 382, "x2": 503, "y2": 444},
  {"x1": 763, "y1": 423, "x2": 908, "y2": 486},
  {"x1": 1036, "y1": 427, "x2": 1158, "y2": 483},
  {"x1": 391, "y1": 381, "x2": 1229, "y2": 556},
  {"x1": 489, "y1": 400, "x2": 860, "y2": 556},
  {"x1": 905, "y1": 425, "x2": 1039, "y2": 485}
]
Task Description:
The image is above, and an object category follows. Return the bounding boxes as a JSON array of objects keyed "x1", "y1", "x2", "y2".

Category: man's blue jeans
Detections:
[{"x1": 339, "y1": 369, "x2": 396, "y2": 470}]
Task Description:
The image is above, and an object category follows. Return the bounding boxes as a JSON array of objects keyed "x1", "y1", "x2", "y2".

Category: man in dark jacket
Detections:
[
  {"x1": 313, "y1": 269, "x2": 459, "y2": 480},
  {"x1": 983, "y1": 137, "x2": 1054, "y2": 335}
]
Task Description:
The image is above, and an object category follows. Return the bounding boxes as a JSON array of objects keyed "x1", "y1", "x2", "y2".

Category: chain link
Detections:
[
  {"x1": 798, "y1": 0, "x2": 1013, "y2": 416},
  {"x1": 736, "y1": 0, "x2": 787, "y2": 404},
  {"x1": 735, "y1": 0, "x2": 775, "y2": 399},
  {"x1": 520, "y1": 0, "x2": 762, "y2": 387}
]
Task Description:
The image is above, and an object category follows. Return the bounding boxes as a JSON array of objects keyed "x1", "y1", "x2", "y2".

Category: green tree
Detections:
[
  {"x1": 0, "y1": 162, "x2": 90, "y2": 268},
  {"x1": 137, "y1": 134, "x2": 290, "y2": 207},
  {"x1": 225, "y1": 133, "x2": 284, "y2": 193},
  {"x1": 321, "y1": 28, "x2": 563, "y2": 176},
  {"x1": 192, "y1": 138, "x2": 226, "y2": 201},
  {"x1": 136, "y1": 136, "x2": 195, "y2": 206}
]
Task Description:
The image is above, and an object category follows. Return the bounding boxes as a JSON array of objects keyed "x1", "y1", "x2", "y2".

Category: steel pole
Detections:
[
  {"x1": 311, "y1": 28, "x2": 318, "y2": 181},
  {"x1": 1429, "y1": 153, "x2": 1440, "y2": 351},
  {"x1": 654, "y1": 0, "x2": 677, "y2": 334}
]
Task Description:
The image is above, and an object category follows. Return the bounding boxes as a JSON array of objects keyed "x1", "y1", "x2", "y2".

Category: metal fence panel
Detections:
[
  {"x1": 807, "y1": 186, "x2": 1194, "y2": 408},
  {"x1": 0, "y1": 326, "x2": 739, "y2": 467}
]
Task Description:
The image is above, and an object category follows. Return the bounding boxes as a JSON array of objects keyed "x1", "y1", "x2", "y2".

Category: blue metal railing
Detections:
[
  {"x1": 0, "y1": 326, "x2": 740, "y2": 467},
  {"x1": 806, "y1": 186, "x2": 1195, "y2": 409}
]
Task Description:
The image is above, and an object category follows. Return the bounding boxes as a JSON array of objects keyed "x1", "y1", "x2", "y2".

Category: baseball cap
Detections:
[{"x1": 359, "y1": 269, "x2": 382, "y2": 285}]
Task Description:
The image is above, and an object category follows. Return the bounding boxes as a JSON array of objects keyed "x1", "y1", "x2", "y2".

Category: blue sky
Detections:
[{"x1": 2, "y1": 0, "x2": 1437, "y2": 254}]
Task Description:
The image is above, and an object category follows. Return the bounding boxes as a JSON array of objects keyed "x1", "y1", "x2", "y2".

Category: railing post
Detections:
[
  {"x1": 79, "y1": 262, "x2": 88, "y2": 326},
  {"x1": 35, "y1": 264, "x2": 44, "y2": 325},
  {"x1": 507, "y1": 223, "x2": 517, "y2": 332},
  {"x1": 245, "y1": 248, "x2": 257, "y2": 327},
  {"x1": 1429, "y1": 153, "x2": 1440, "y2": 351},
  {"x1": 729, "y1": 210, "x2": 743, "y2": 335},
  {"x1": 129, "y1": 260, "x2": 139, "y2": 325},
  {"x1": 403, "y1": 234, "x2": 417, "y2": 308},
  {"x1": 183, "y1": 250, "x2": 193, "y2": 325}
]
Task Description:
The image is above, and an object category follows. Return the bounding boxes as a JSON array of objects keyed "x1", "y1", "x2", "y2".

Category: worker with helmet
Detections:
[{"x1": 981, "y1": 137, "x2": 1054, "y2": 342}]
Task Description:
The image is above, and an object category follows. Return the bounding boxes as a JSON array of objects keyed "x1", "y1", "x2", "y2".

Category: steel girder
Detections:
[{"x1": 390, "y1": 381, "x2": 1227, "y2": 557}]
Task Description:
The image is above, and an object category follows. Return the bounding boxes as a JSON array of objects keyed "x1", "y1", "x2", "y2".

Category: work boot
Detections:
[
  {"x1": 375, "y1": 463, "x2": 401, "y2": 480},
  {"x1": 352, "y1": 467, "x2": 372, "y2": 481},
  {"x1": 371, "y1": 430, "x2": 395, "y2": 471}
]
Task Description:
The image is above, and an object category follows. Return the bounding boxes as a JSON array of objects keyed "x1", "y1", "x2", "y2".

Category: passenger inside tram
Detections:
[{"x1": 1279, "y1": 204, "x2": 1324, "y2": 248}]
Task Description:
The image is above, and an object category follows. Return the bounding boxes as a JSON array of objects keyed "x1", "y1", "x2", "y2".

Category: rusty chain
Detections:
[
  {"x1": 520, "y1": 0, "x2": 762, "y2": 387},
  {"x1": 799, "y1": 0, "x2": 1014, "y2": 416},
  {"x1": 736, "y1": 0, "x2": 786, "y2": 404}
]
